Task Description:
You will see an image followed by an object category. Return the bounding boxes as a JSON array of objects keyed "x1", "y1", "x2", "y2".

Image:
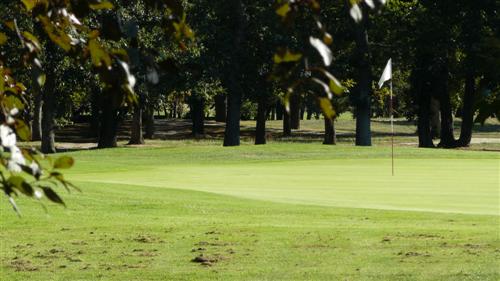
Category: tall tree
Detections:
[
  {"x1": 40, "y1": 35, "x2": 58, "y2": 153},
  {"x1": 347, "y1": 1, "x2": 373, "y2": 146},
  {"x1": 221, "y1": 0, "x2": 245, "y2": 147},
  {"x1": 457, "y1": 2, "x2": 483, "y2": 147}
]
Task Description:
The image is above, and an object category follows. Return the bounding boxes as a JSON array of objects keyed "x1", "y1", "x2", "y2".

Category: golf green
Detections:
[{"x1": 69, "y1": 143, "x2": 499, "y2": 215}]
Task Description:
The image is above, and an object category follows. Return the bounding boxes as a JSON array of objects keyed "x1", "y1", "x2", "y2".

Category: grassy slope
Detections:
[{"x1": 1, "y1": 143, "x2": 499, "y2": 280}]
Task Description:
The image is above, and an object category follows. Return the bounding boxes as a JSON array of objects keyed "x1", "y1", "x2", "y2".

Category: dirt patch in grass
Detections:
[
  {"x1": 132, "y1": 234, "x2": 164, "y2": 243},
  {"x1": 397, "y1": 251, "x2": 432, "y2": 258},
  {"x1": 132, "y1": 249, "x2": 159, "y2": 257},
  {"x1": 10, "y1": 258, "x2": 38, "y2": 272},
  {"x1": 191, "y1": 254, "x2": 226, "y2": 267}
]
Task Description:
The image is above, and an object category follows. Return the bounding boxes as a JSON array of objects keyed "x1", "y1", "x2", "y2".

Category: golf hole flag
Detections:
[
  {"x1": 378, "y1": 58, "x2": 395, "y2": 176},
  {"x1": 378, "y1": 58, "x2": 392, "y2": 89}
]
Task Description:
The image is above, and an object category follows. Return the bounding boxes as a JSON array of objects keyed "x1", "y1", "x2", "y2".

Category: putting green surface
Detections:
[
  {"x1": 1, "y1": 142, "x2": 499, "y2": 280},
  {"x1": 69, "y1": 143, "x2": 499, "y2": 215}
]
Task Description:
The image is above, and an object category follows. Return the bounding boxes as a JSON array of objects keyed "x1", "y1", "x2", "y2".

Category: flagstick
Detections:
[
  {"x1": 389, "y1": 79, "x2": 394, "y2": 176},
  {"x1": 378, "y1": 58, "x2": 394, "y2": 176}
]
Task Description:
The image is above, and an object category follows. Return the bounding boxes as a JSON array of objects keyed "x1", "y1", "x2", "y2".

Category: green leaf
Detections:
[
  {"x1": 53, "y1": 156, "x2": 74, "y2": 169},
  {"x1": 89, "y1": 1, "x2": 114, "y2": 10},
  {"x1": 21, "y1": 0, "x2": 37, "y2": 11},
  {"x1": 22, "y1": 31, "x2": 41, "y2": 51},
  {"x1": 4, "y1": 94, "x2": 25, "y2": 111},
  {"x1": 41, "y1": 187, "x2": 65, "y2": 206},
  {"x1": 0, "y1": 32, "x2": 7, "y2": 45},
  {"x1": 273, "y1": 50, "x2": 302, "y2": 64},
  {"x1": 8, "y1": 176, "x2": 34, "y2": 196},
  {"x1": 39, "y1": 16, "x2": 72, "y2": 51},
  {"x1": 323, "y1": 71, "x2": 345, "y2": 96},
  {"x1": 37, "y1": 73, "x2": 46, "y2": 87},
  {"x1": 0, "y1": 67, "x2": 5, "y2": 92},
  {"x1": 276, "y1": 3, "x2": 291, "y2": 18},
  {"x1": 309, "y1": 0, "x2": 320, "y2": 11},
  {"x1": 15, "y1": 120, "x2": 31, "y2": 141},
  {"x1": 318, "y1": 97, "x2": 336, "y2": 119},
  {"x1": 4, "y1": 21, "x2": 15, "y2": 31},
  {"x1": 323, "y1": 32, "x2": 333, "y2": 45},
  {"x1": 89, "y1": 39, "x2": 112, "y2": 68},
  {"x1": 172, "y1": 16, "x2": 195, "y2": 41}
]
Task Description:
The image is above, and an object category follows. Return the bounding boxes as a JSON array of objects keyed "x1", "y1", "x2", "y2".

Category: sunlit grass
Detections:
[{"x1": 1, "y1": 142, "x2": 499, "y2": 280}]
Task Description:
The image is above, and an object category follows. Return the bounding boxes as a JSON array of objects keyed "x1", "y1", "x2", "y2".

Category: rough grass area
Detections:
[{"x1": 1, "y1": 143, "x2": 499, "y2": 280}]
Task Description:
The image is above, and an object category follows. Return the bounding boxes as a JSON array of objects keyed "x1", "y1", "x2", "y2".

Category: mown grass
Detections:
[{"x1": 1, "y1": 142, "x2": 499, "y2": 280}]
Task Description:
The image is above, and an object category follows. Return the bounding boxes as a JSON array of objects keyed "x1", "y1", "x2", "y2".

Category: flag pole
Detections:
[
  {"x1": 378, "y1": 58, "x2": 394, "y2": 176},
  {"x1": 390, "y1": 78, "x2": 394, "y2": 176}
]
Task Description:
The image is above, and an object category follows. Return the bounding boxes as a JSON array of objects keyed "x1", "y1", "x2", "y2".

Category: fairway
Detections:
[
  {"x1": 1, "y1": 142, "x2": 498, "y2": 281},
  {"x1": 69, "y1": 143, "x2": 499, "y2": 215}
]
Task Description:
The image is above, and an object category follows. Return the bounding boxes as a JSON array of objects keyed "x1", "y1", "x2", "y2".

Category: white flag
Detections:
[{"x1": 378, "y1": 58, "x2": 392, "y2": 89}]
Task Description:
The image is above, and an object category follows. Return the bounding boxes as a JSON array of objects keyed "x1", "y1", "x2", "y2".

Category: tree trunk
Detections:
[
  {"x1": 417, "y1": 100, "x2": 434, "y2": 147},
  {"x1": 97, "y1": 100, "x2": 119, "y2": 148},
  {"x1": 214, "y1": 94, "x2": 226, "y2": 122},
  {"x1": 144, "y1": 108, "x2": 155, "y2": 139},
  {"x1": 255, "y1": 97, "x2": 267, "y2": 145},
  {"x1": 283, "y1": 109, "x2": 291, "y2": 136},
  {"x1": 300, "y1": 103, "x2": 306, "y2": 120},
  {"x1": 172, "y1": 101, "x2": 177, "y2": 119},
  {"x1": 41, "y1": 86, "x2": 56, "y2": 153},
  {"x1": 436, "y1": 69, "x2": 456, "y2": 148},
  {"x1": 276, "y1": 101, "x2": 283, "y2": 120},
  {"x1": 222, "y1": 0, "x2": 244, "y2": 147},
  {"x1": 323, "y1": 117, "x2": 336, "y2": 145},
  {"x1": 32, "y1": 91, "x2": 43, "y2": 141},
  {"x1": 351, "y1": 7, "x2": 373, "y2": 146},
  {"x1": 224, "y1": 89, "x2": 241, "y2": 146},
  {"x1": 457, "y1": 4, "x2": 480, "y2": 147},
  {"x1": 190, "y1": 96, "x2": 205, "y2": 137},
  {"x1": 416, "y1": 80, "x2": 434, "y2": 148},
  {"x1": 430, "y1": 97, "x2": 441, "y2": 139},
  {"x1": 41, "y1": 42, "x2": 57, "y2": 154},
  {"x1": 290, "y1": 95, "x2": 300, "y2": 130},
  {"x1": 162, "y1": 103, "x2": 168, "y2": 118},
  {"x1": 457, "y1": 73, "x2": 475, "y2": 146},
  {"x1": 128, "y1": 105, "x2": 144, "y2": 145}
]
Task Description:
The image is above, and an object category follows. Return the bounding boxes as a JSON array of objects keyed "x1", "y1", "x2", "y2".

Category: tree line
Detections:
[{"x1": 3, "y1": 0, "x2": 498, "y2": 154}]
